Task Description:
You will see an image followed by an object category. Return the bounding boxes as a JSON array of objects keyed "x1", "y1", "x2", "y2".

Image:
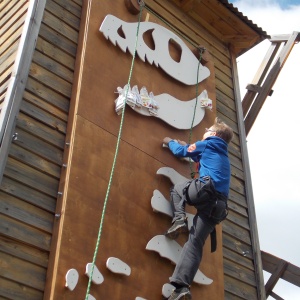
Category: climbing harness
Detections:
[{"x1": 84, "y1": 2, "x2": 145, "y2": 299}]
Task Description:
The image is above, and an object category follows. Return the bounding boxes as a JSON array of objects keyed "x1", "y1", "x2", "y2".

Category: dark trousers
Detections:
[{"x1": 169, "y1": 181, "x2": 215, "y2": 287}]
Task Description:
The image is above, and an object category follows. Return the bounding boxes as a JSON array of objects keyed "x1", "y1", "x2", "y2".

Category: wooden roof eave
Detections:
[
  {"x1": 170, "y1": 0, "x2": 269, "y2": 56},
  {"x1": 228, "y1": 34, "x2": 266, "y2": 57}
]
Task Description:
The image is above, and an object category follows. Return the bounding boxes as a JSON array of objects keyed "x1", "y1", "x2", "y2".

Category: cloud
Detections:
[
  {"x1": 232, "y1": 0, "x2": 300, "y2": 32},
  {"x1": 232, "y1": 0, "x2": 300, "y2": 10}
]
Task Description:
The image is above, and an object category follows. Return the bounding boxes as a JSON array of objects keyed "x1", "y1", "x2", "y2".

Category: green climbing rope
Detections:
[
  {"x1": 189, "y1": 47, "x2": 205, "y2": 178},
  {"x1": 144, "y1": 4, "x2": 206, "y2": 179},
  {"x1": 84, "y1": 2, "x2": 145, "y2": 299}
]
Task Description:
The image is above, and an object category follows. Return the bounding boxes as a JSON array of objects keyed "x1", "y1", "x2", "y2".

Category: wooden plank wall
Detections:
[
  {"x1": 0, "y1": 0, "x2": 261, "y2": 299},
  {"x1": 0, "y1": 0, "x2": 83, "y2": 299},
  {"x1": 146, "y1": 1, "x2": 260, "y2": 299},
  {"x1": 0, "y1": 0, "x2": 29, "y2": 128}
]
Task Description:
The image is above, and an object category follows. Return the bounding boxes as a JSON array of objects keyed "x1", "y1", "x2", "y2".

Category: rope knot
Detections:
[
  {"x1": 197, "y1": 46, "x2": 206, "y2": 55},
  {"x1": 138, "y1": 0, "x2": 145, "y2": 7}
]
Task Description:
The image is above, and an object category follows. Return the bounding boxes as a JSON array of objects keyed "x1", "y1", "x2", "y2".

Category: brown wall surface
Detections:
[{"x1": 46, "y1": 1, "x2": 225, "y2": 299}]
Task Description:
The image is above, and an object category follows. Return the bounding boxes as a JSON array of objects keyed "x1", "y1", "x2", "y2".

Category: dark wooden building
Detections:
[{"x1": 0, "y1": 0, "x2": 279, "y2": 299}]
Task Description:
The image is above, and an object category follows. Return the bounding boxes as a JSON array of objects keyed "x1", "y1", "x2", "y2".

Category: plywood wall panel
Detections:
[
  {"x1": 49, "y1": 114, "x2": 224, "y2": 299},
  {"x1": 43, "y1": 0, "x2": 234, "y2": 298},
  {"x1": 0, "y1": 0, "x2": 263, "y2": 298},
  {"x1": 76, "y1": 5, "x2": 217, "y2": 179},
  {"x1": 42, "y1": 2, "x2": 224, "y2": 299}
]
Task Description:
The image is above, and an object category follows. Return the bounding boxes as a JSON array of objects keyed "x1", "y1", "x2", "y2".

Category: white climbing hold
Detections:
[
  {"x1": 65, "y1": 268, "x2": 79, "y2": 291},
  {"x1": 146, "y1": 235, "x2": 213, "y2": 285},
  {"x1": 151, "y1": 189, "x2": 194, "y2": 229},
  {"x1": 162, "y1": 142, "x2": 191, "y2": 163},
  {"x1": 106, "y1": 257, "x2": 131, "y2": 276},
  {"x1": 162, "y1": 283, "x2": 175, "y2": 298},
  {"x1": 100, "y1": 15, "x2": 210, "y2": 86},
  {"x1": 85, "y1": 263, "x2": 104, "y2": 285},
  {"x1": 87, "y1": 294, "x2": 96, "y2": 300},
  {"x1": 146, "y1": 235, "x2": 182, "y2": 265},
  {"x1": 151, "y1": 189, "x2": 172, "y2": 217},
  {"x1": 156, "y1": 167, "x2": 189, "y2": 185},
  {"x1": 116, "y1": 89, "x2": 210, "y2": 130}
]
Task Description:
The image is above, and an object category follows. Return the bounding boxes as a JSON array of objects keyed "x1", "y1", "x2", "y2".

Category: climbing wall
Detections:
[{"x1": 44, "y1": 1, "x2": 224, "y2": 299}]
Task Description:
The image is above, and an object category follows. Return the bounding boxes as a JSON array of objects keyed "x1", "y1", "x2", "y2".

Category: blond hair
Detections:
[{"x1": 212, "y1": 117, "x2": 233, "y2": 144}]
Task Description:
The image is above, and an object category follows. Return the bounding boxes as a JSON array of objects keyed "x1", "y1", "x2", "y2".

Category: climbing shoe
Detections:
[
  {"x1": 165, "y1": 218, "x2": 188, "y2": 239},
  {"x1": 168, "y1": 287, "x2": 192, "y2": 300}
]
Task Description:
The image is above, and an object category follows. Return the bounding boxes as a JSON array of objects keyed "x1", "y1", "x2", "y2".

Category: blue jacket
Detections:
[{"x1": 168, "y1": 136, "x2": 231, "y2": 196}]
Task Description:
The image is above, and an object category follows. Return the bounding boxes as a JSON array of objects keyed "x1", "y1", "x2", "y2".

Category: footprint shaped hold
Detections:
[
  {"x1": 85, "y1": 263, "x2": 104, "y2": 285},
  {"x1": 106, "y1": 257, "x2": 131, "y2": 276},
  {"x1": 146, "y1": 235, "x2": 213, "y2": 285},
  {"x1": 65, "y1": 269, "x2": 79, "y2": 291}
]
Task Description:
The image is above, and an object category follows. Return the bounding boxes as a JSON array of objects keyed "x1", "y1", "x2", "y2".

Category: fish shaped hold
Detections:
[{"x1": 115, "y1": 85, "x2": 212, "y2": 129}]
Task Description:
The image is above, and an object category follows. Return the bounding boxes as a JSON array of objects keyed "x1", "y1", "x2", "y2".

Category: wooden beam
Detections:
[
  {"x1": 242, "y1": 42, "x2": 280, "y2": 117},
  {"x1": 262, "y1": 251, "x2": 300, "y2": 288},
  {"x1": 270, "y1": 33, "x2": 300, "y2": 42},
  {"x1": 244, "y1": 31, "x2": 299, "y2": 135},
  {"x1": 246, "y1": 84, "x2": 262, "y2": 93},
  {"x1": 250, "y1": 43, "x2": 280, "y2": 86},
  {"x1": 265, "y1": 259, "x2": 288, "y2": 297},
  {"x1": 180, "y1": 0, "x2": 197, "y2": 12},
  {"x1": 269, "y1": 291, "x2": 285, "y2": 300},
  {"x1": 230, "y1": 49, "x2": 266, "y2": 300},
  {"x1": 245, "y1": 84, "x2": 273, "y2": 95}
]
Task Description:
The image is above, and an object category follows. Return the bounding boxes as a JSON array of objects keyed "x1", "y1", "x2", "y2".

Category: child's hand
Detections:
[
  {"x1": 177, "y1": 140, "x2": 187, "y2": 146},
  {"x1": 163, "y1": 137, "x2": 172, "y2": 144}
]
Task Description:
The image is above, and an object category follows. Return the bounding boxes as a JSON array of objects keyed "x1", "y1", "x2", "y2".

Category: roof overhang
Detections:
[{"x1": 169, "y1": 0, "x2": 270, "y2": 56}]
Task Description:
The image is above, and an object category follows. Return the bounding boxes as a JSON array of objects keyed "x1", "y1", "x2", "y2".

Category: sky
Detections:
[{"x1": 230, "y1": 0, "x2": 300, "y2": 299}]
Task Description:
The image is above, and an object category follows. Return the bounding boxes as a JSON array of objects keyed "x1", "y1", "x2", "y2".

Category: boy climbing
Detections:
[{"x1": 163, "y1": 117, "x2": 233, "y2": 300}]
